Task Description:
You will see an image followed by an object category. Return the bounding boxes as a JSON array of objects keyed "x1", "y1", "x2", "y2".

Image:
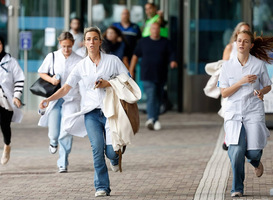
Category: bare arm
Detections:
[
  {"x1": 222, "y1": 43, "x2": 232, "y2": 60},
  {"x1": 129, "y1": 55, "x2": 138, "y2": 79},
  {"x1": 255, "y1": 85, "x2": 271, "y2": 101},
  {"x1": 122, "y1": 56, "x2": 130, "y2": 70},
  {"x1": 39, "y1": 84, "x2": 72, "y2": 109},
  {"x1": 39, "y1": 73, "x2": 60, "y2": 85},
  {"x1": 221, "y1": 75, "x2": 257, "y2": 98}
]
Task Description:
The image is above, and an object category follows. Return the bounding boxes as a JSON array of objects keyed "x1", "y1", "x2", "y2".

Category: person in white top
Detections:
[
  {"x1": 69, "y1": 18, "x2": 84, "y2": 52},
  {"x1": 220, "y1": 22, "x2": 251, "y2": 151},
  {"x1": 39, "y1": 27, "x2": 129, "y2": 197},
  {"x1": 218, "y1": 30, "x2": 273, "y2": 197},
  {"x1": 38, "y1": 32, "x2": 82, "y2": 173},
  {"x1": 0, "y1": 36, "x2": 24, "y2": 165},
  {"x1": 222, "y1": 22, "x2": 250, "y2": 60}
]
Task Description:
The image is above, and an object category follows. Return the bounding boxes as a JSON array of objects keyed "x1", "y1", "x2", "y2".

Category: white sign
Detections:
[{"x1": 45, "y1": 27, "x2": 56, "y2": 47}]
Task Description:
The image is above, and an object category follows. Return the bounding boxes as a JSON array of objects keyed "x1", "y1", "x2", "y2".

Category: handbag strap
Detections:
[{"x1": 52, "y1": 52, "x2": 55, "y2": 75}]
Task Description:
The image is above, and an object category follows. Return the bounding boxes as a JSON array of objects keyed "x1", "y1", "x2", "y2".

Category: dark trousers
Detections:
[{"x1": 0, "y1": 106, "x2": 13, "y2": 145}]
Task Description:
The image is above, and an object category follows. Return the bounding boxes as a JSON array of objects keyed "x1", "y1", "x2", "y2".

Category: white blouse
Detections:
[
  {"x1": 38, "y1": 49, "x2": 83, "y2": 127},
  {"x1": 218, "y1": 54, "x2": 272, "y2": 150},
  {"x1": 38, "y1": 49, "x2": 82, "y2": 101},
  {"x1": 66, "y1": 52, "x2": 129, "y2": 111},
  {"x1": 63, "y1": 52, "x2": 129, "y2": 140}
]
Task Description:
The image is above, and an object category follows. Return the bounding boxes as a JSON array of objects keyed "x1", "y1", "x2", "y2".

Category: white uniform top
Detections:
[
  {"x1": 63, "y1": 52, "x2": 129, "y2": 141},
  {"x1": 38, "y1": 49, "x2": 83, "y2": 127},
  {"x1": 0, "y1": 54, "x2": 24, "y2": 122},
  {"x1": 218, "y1": 54, "x2": 272, "y2": 150}
]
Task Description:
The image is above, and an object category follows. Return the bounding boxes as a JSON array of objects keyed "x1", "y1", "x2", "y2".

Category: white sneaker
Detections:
[
  {"x1": 49, "y1": 145, "x2": 58, "y2": 154},
  {"x1": 95, "y1": 190, "x2": 108, "y2": 197},
  {"x1": 110, "y1": 162, "x2": 119, "y2": 172},
  {"x1": 58, "y1": 167, "x2": 67, "y2": 173},
  {"x1": 1, "y1": 145, "x2": 11, "y2": 165},
  {"x1": 154, "y1": 121, "x2": 161, "y2": 131},
  {"x1": 145, "y1": 119, "x2": 154, "y2": 130}
]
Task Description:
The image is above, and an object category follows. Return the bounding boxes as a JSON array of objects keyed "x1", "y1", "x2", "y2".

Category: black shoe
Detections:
[{"x1": 222, "y1": 143, "x2": 228, "y2": 151}]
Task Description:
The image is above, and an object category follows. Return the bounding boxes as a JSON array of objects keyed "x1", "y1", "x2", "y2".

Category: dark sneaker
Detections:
[{"x1": 222, "y1": 143, "x2": 228, "y2": 151}]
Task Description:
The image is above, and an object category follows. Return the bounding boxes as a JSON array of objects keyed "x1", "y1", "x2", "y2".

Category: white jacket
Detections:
[
  {"x1": 103, "y1": 73, "x2": 141, "y2": 151},
  {"x1": 203, "y1": 59, "x2": 227, "y2": 118},
  {"x1": 0, "y1": 54, "x2": 25, "y2": 122}
]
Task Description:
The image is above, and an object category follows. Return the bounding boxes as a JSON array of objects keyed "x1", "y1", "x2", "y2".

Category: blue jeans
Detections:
[
  {"x1": 48, "y1": 98, "x2": 64, "y2": 147},
  {"x1": 84, "y1": 109, "x2": 119, "y2": 194},
  {"x1": 48, "y1": 98, "x2": 73, "y2": 168},
  {"x1": 142, "y1": 81, "x2": 164, "y2": 122},
  {"x1": 228, "y1": 124, "x2": 263, "y2": 194}
]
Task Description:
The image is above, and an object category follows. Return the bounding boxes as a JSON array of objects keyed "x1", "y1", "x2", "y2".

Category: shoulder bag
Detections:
[{"x1": 29, "y1": 52, "x2": 61, "y2": 98}]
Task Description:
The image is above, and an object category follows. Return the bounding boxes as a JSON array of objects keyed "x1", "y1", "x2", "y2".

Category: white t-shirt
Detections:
[{"x1": 218, "y1": 54, "x2": 272, "y2": 150}]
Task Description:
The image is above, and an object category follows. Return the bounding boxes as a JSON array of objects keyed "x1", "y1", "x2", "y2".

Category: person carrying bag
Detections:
[{"x1": 29, "y1": 52, "x2": 61, "y2": 97}]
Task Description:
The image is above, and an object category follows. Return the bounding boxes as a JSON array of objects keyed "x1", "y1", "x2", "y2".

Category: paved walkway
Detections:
[{"x1": 0, "y1": 111, "x2": 273, "y2": 200}]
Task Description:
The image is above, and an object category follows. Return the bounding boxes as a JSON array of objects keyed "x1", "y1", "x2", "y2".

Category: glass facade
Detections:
[
  {"x1": 186, "y1": 0, "x2": 242, "y2": 75},
  {"x1": 3, "y1": 0, "x2": 273, "y2": 112},
  {"x1": 19, "y1": 0, "x2": 65, "y2": 71},
  {"x1": 17, "y1": 0, "x2": 65, "y2": 109},
  {"x1": 0, "y1": 1, "x2": 8, "y2": 43}
]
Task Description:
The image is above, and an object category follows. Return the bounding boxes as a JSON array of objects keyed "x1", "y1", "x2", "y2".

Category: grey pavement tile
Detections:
[{"x1": 3, "y1": 111, "x2": 263, "y2": 199}]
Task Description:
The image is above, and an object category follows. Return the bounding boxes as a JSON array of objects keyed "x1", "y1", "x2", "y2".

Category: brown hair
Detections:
[
  {"x1": 238, "y1": 30, "x2": 273, "y2": 63},
  {"x1": 57, "y1": 31, "x2": 75, "y2": 42}
]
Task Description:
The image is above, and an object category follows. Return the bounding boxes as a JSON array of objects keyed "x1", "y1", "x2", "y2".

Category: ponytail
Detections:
[
  {"x1": 238, "y1": 30, "x2": 273, "y2": 64},
  {"x1": 250, "y1": 33, "x2": 273, "y2": 63}
]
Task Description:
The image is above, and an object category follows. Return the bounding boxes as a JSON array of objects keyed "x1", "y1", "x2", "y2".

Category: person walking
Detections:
[
  {"x1": 39, "y1": 27, "x2": 129, "y2": 197},
  {"x1": 112, "y1": 8, "x2": 142, "y2": 62},
  {"x1": 69, "y1": 18, "x2": 84, "y2": 52},
  {"x1": 142, "y1": 3, "x2": 168, "y2": 38},
  {"x1": 218, "y1": 30, "x2": 273, "y2": 197},
  {"x1": 0, "y1": 36, "x2": 25, "y2": 165},
  {"x1": 130, "y1": 22, "x2": 177, "y2": 131},
  {"x1": 38, "y1": 32, "x2": 82, "y2": 173}
]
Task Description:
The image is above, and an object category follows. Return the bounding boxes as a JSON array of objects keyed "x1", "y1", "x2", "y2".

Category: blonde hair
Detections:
[
  {"x1": 84, "y1": 26, "x2": 103, "y2": 41},
  {"x1": 83, "y1": 27, "x2": 103, "y2": 52},
  {"x1": 229, "y1": 22, "x2": 250, "y2": 44}
]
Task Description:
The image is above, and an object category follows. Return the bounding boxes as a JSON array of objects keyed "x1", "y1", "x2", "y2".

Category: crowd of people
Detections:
[
  {"x1": 1, "y1": 2, "x2": 273, "y2": 198},
  {"x1": 0, "y1": 2, "x2": 176, "y2": 198}
]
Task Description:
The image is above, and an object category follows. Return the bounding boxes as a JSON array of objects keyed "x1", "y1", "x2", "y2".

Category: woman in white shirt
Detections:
[
  {"x1": 38, "y1": 32, "x2": 82, "y2": 173},
  {"x1": 39, "y1": 27, "x2": 129, "y2": 197},
  {"x1": 0, "y1": 36, "x2": 24, "y2": 165},
  {"x1": 221, "y1": 22, "x2": 250, "y2": 151},
  {"x1": 218, "y1": 30, "x2": 273, "y2": 197}
]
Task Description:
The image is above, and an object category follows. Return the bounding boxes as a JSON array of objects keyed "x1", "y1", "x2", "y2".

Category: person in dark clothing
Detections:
[
  {"x1": 101, "y1": 26, "x2": 130, "y2": 69},
  {"x1": 112, "y1": 8, "x2": 142, "y2": 62},
  {"x1": 129, "y1": 22, "x2": 177, "y2": 131}
]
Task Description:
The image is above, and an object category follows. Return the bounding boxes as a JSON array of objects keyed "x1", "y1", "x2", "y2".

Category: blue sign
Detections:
[{"x1": 19, "y1": 31, "x2": 32, "y2": 50}]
